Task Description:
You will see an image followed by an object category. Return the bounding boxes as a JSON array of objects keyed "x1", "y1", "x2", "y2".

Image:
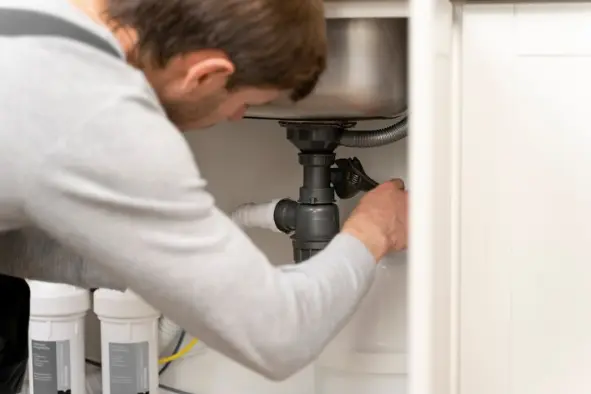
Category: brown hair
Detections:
[{"x1": 105, "y1": 0, "x2": 327, "y2": 101}]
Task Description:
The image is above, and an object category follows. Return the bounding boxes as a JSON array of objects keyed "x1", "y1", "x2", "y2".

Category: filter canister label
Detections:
[
  {"x1": 31, "y1": 340, "x2": 71, "y2": 394},
  {"x1": 109, "y1": 342, "x2": 150, "y2": 394}
]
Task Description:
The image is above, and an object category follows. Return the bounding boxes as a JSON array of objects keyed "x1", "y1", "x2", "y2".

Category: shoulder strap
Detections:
[{"x1": 0, "y1": 8, "x2": 121, "y2": 59}]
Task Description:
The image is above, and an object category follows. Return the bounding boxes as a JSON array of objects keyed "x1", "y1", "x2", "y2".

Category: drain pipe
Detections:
[{"x1": 340, "y1": 115, "x2": 408, "y2": 148}]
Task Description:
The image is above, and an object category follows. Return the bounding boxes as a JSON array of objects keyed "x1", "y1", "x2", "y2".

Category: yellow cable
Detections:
[{"x1": 158, "y1": 338, "x2": 199, "y2": 365}]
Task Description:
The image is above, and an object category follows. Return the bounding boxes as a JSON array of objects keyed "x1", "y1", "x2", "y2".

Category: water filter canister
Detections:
[
  {"x1": 28, "y1": 280, "x2": 91, "y2": 394},
  {"x1": 93, "y1": 289, "x2": 160, "y2": 394}
]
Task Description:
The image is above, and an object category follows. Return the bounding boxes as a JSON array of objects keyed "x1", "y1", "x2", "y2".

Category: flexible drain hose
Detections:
[{"x1": 340, "y1": 115, "x2": 408, "y2": 148}]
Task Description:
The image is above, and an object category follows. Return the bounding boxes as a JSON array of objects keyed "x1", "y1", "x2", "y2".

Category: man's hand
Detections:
[{"x1": 342, "y1": 179, "x2": 408, "y2": 261}]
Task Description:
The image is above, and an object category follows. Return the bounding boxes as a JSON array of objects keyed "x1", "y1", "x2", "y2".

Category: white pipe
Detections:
[
  {"x1": 230, "y1": 199, "x2": 284, "y2": 233},
  {"x1": 159, "y1": 316, "x2": 182, "y2": 355}
]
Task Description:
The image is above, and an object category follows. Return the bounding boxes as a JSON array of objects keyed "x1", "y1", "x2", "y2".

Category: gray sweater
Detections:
[{"x1": 0, "y1": 0, "x2": 377, "y2": 380}]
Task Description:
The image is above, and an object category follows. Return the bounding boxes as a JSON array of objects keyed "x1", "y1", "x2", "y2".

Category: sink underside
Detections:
[{"x1": 245, "y1": 18, "x2": 408, "y2": 122}]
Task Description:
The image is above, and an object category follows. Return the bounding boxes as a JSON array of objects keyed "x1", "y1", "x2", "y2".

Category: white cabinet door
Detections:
[
  {"x1": 408, "y1": 1, "x2": 456, "y2": 394},
  {"x1": 460, "y1": 4, "x2": 591, "y2": 394}
]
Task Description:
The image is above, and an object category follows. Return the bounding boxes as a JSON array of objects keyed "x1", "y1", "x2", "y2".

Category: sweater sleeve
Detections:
[
  {"x1": 23, "y1": 93, "x2": 377, "y2": 381},
  {"x1": 0, "y1": 227, "x2": 125, "y2": 290}
]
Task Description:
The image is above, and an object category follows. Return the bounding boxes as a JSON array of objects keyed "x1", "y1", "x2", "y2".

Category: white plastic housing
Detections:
[
  {"x1": 231, "y1": 199, "x2": 283, "y2": 233},
  {"x1": 28, "y1": 280, "x2": 90, "y2": 394},
  {"x1": 93, "y1": 289, "x2": 160, "y2": 394}
]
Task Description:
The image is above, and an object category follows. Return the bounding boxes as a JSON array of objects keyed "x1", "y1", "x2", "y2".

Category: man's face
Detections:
[
  {"x1": 140, "y1": 52, "x2": 281, "y2": 131},
  {"x1": 159, "y1": 86, "x2": 281, "y2": 131}
]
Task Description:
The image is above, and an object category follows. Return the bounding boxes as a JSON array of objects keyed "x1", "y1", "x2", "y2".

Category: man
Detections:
[{"x1": 0, "y1": 0, "x2": 409, "y2": 381}]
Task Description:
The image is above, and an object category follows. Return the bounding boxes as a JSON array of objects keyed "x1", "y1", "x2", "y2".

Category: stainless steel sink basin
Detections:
[{"x1": 245, "y1": 18, "x2": 408, "y2": 121}]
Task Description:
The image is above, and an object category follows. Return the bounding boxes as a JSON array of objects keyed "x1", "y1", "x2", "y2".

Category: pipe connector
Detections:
[{"x1": 231, "y1": 199, "x2": 285, "y2": 233}]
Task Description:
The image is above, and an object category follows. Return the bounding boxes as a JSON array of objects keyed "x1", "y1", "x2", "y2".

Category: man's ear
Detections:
[{"x1": 181, "y1": 55, "x2": 235, "y2": 95}]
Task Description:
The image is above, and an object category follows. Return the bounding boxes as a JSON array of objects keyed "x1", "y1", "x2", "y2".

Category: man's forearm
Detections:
[{"x1": 0, "y1": 227, "x2": 125, "y2": 290}]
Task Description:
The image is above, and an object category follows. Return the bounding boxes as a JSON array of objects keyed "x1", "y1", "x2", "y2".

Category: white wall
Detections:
[{"x1": 459, "y1": 3, "x2": 591, "y2": 394}]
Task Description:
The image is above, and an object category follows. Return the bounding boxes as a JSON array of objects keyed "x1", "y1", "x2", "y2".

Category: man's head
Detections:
[{"x1": 103, "y1": 0, "x2": 327, "y2": 130}]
